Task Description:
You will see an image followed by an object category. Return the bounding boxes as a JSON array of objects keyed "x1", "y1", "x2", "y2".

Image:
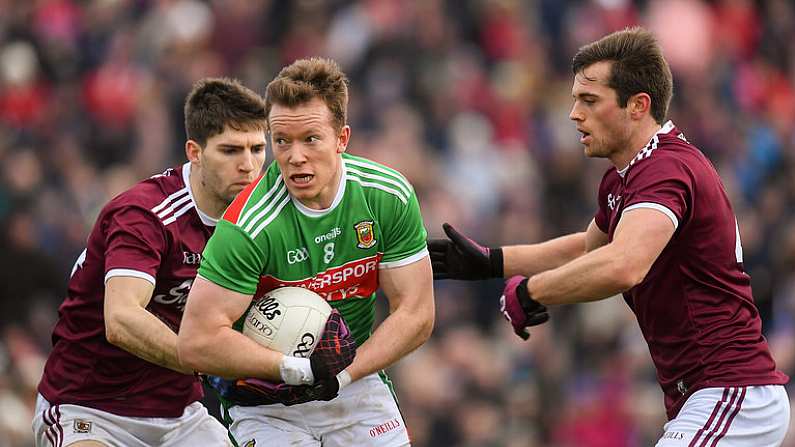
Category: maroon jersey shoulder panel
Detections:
[
  {"x1": 622, "y1": 150, "x2": 692, "y2": 225},
  {"x1": 594, "y1": 167, "x2": 618, "y2": 234},
  {"x1": 596, "y1": 124, "x2": 787, "y2": 420},
  {"x1": 38, "y1": 164, "x2": 209, "y2": 417}
]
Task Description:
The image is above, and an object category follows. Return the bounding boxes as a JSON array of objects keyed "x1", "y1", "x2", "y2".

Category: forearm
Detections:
[
  {"x1": 346, "y1": 308, "x2": 433, "y2": 382},
  {"x1": 503, "y1": 232, "x2": 587, "y2": 277},
  {"x1": 177, "y1": 326, "x2": 283, "y2": 380},
  {"x1": 527, "y1": 243, "x2": 635, "y2": 305},
  {"x1": 106, "y1": 307, "x2": 190, "y2": 374}
]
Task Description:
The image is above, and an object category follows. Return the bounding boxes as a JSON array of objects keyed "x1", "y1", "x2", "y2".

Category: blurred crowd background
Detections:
[{"x1": 1, "y1": 0, "x2": 794, "y2": 446}]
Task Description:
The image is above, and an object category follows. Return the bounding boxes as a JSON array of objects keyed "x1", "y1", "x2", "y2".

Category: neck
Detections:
[
  {"x1": 610, "y1": 120, "x2": 663, "y2": 171},
  {"x1": 302, "y1": 161, "x2": 343, "y2": 210},
  {"x1": 189, "y1": 164, "x2": 225, "y2": 219}
]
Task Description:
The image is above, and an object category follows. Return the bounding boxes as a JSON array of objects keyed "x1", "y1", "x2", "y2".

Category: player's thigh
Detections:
[
  {"x1": 227, "y1": 404, "x2": 318, "y2": 447},
  {"x1": 32, "y1": 395, "x2": 136, "y2": 447},
  {"x1": 656, "y1": 385, "x2": 789, "y2": 447},
  {"x1": 66, "y1": 442, "x2": 109, "y2": 447},
  {"x1": 161, "y1": 402, "x2": 231, "y2": 447},
  {"x1": 314, "y1": 374, "x2": 411, "y2": 447}
]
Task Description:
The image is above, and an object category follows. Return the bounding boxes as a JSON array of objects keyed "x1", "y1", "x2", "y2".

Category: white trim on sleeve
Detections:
[
  {"x1": 104, "y1": 269, "x2": 156, "y2": 286},
  {"x1": 622, "y1": 202, "x2": 678, "y2": 230},
  {"x1": 379, "y1": 248, "x2": 429, "y2": 269}
]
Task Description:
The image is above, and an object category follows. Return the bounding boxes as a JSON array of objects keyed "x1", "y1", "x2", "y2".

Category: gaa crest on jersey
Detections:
[
  {"x1": 243, "y1": 440, "x2": 256, "y2": 447},
  {"x1": 354, "y1": 220, "x2": 376, "y2": 249}
]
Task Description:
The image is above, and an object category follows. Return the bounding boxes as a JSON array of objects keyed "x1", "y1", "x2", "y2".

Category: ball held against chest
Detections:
[{"x1": 243, "y1": 287, "x2": 332, "y2": 357}]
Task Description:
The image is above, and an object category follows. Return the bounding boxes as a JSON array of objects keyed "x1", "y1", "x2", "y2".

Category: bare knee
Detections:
[{"x1": 66, "y1": 441, "x2": 109, "y2": 447}]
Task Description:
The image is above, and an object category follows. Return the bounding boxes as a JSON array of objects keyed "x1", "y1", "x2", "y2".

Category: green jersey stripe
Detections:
[
  {"x1": 238, "y1": 177, "x2": 285, "y2": 229},
  {"x1": 344, "y1": 158, "x2": 412, "y2": 192},
  {"x1": 242, "y1": 184, "x2": 288, "y2": 234},
  {"x1": 345, "y1": 167, "x2": 411, "y2": 198},
  {"x1": 347, "y1": 175, "x2": 408, "y2": 204},
  {"x1": 249, "y1": 193, "x2": 292, "y2": 239}
]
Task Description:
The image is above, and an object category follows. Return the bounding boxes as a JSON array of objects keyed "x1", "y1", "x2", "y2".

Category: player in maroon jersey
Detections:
[
  {"x1": 32, "y1": 78, "x2": 268, "y2": 447},
  {"x1": 429, "y1": 27, "x2": 790, "y2": 446}
]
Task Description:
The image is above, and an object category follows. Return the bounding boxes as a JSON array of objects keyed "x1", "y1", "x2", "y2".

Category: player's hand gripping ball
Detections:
[{"x1": 236, "y1": 309, "x2": 357, "y2": 405}]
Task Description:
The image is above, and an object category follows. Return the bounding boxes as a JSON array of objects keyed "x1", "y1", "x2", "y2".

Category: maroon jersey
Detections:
[
  {"x1": 38, "y1": 163, "x2": 215, "y2": 417},
  {"x1": 594, "y1": 121, "x2": 788, "y2": 420}
]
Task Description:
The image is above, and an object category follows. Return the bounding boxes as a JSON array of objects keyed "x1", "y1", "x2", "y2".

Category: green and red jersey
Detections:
[{"x1": 198, "y1": 153, "x2": 428, "y2": 346}]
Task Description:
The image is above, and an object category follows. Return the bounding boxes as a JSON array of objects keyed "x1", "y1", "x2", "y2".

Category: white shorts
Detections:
[
  {"x1": 32, "y1": 394, "x2": 231, "y2": 447},
  {"x1": 656, "y1": 385, "x2": 790, "y2": 447},
  {"x1": 227, "y1": 373, "x2": 410, "y2": 447}
]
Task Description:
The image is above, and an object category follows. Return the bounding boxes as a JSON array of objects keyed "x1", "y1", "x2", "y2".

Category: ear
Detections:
[
  {"x1": 337, "y1": 125, "x2": 351, "y2": 154},
  {"x1": 185, "y1": 140, "x2": 202, "y2": 164},
  {"x1": 629, "y1": 93, "x2": 652, "y2": 120}
]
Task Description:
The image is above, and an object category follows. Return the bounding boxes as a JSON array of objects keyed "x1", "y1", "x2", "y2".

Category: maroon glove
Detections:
[{"x1": 500, "y1": 276, "x2": 550, "y2": 340}]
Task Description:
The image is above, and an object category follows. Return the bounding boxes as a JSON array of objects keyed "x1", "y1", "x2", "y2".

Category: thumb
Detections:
[{"x1": 442, "y1": 222, "x2": 469, "y2": 247}]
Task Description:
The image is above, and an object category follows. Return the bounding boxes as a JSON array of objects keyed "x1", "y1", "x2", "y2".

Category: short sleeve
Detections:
[
  {"x1": 379, "y1": 190, "x2": 428, "y2": 268},
  {"x1": 623, "y1": 157, "x2": 692, "y2": 229},
  {"x1": 594, "y1": 175, "x2": 611, "y2": 234},
  {"x1": 198, "y1": 220, "x2": 265, "y2": 295},
  {"x1": 104, "y1": 206, "x2": 168, "y2": 285}
]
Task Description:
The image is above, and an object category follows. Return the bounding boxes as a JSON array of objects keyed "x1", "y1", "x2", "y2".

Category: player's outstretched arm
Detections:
[
  {"x1": 177, "y1": 276, "x2": 285, "y2": 380},
  {"x1": 584, "y1": 218, "x2": 609, "y2": 252},
  {"x1": 345, "y1": 256, "x2": 435, "y2": 383},
  {"x1": 104, "y1": 276, "x2": 192, "y2": 374},
  {"x1": 503, "y1": 219, "x2": 609, "y2": 276},
  {"x1": 429, "y1": 222, "x2": 593, "y2": 280},
  {"x1": 525, "y1": 208, "x2": 675, "y2": 306}
]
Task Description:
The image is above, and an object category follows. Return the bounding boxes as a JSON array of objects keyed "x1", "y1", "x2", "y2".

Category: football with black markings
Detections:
[{"x1": 243, "y1": 287, "x2": 332, "y2": 357}]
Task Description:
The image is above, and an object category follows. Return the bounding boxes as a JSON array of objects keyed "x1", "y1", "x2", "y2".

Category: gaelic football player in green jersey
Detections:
[{"x1": 178, "y1": 58, "x2": 435, "y2": 446}]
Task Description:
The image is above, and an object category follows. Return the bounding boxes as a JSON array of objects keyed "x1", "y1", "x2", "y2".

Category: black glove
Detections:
[
  {"x1": 500, "y1": 276, "x2": 550, "y2": 340},
  {"x1": 234, "y1": 376, "x2": 340, "y2": 406},
  {"x1": 309, "y1": 310, "x2": 357, "y2": 380},
  {"x1": 206, "y1": 310, "x2": 356, "y2": 407},
  {"x1": 428, "y1": 223, "x2": 504, "y2": 280}
]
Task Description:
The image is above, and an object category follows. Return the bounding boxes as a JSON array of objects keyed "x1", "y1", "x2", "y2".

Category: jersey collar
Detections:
[
  {"x1": 182, "y1": 162, "x2": 218, "y2": 227},
  {"x1": 617, "y1": 120, "x2": 675, "y2": 178},
  {"x1": 290, "y1": 161, "x2": 347, "y2": 218}
]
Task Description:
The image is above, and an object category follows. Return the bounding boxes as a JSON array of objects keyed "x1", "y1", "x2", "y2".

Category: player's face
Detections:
[
  {"x1": 200, "y1": 126, "x2": 267, "y2": 204},
  {"x1": 569, "y1": 61, "x2": 633, "y2": 159},
  {"x1": 269, "y1": 98, "x2": 350, "y2": 209}
]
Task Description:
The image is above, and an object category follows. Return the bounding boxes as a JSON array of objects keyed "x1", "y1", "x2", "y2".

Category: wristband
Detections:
[
  {"x1": 515, "y1": 277, "x2": 545, "y2": 314},
  {"x1": 336, "y1": 370, "x2": 352, "y2": 390},
  {"x1": 490, "y1": 247, "x2": 504, "y2": 278},
  {"x1": 279, "y1": 356, "x2": 314, "y2": 385}
]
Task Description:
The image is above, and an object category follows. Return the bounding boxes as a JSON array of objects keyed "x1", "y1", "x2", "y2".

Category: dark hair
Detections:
[
  {"x1": 572, "y1": 27, "x2": 673, "y2": 124},
  {"x1": 265, "y1": 58, "x2": 349, "y2": 132},
  {"x1": 184, "y1": 78, "x2": 267, "y2": 146}
]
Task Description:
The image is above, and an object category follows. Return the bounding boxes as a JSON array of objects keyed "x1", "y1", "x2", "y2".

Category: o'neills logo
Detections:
[
  {"x1": 354, "y1": 220, "x2": 376, "y2": 249},
  {"x1": 369, "y1": 418, "x2": 401, "y2": 438}
]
